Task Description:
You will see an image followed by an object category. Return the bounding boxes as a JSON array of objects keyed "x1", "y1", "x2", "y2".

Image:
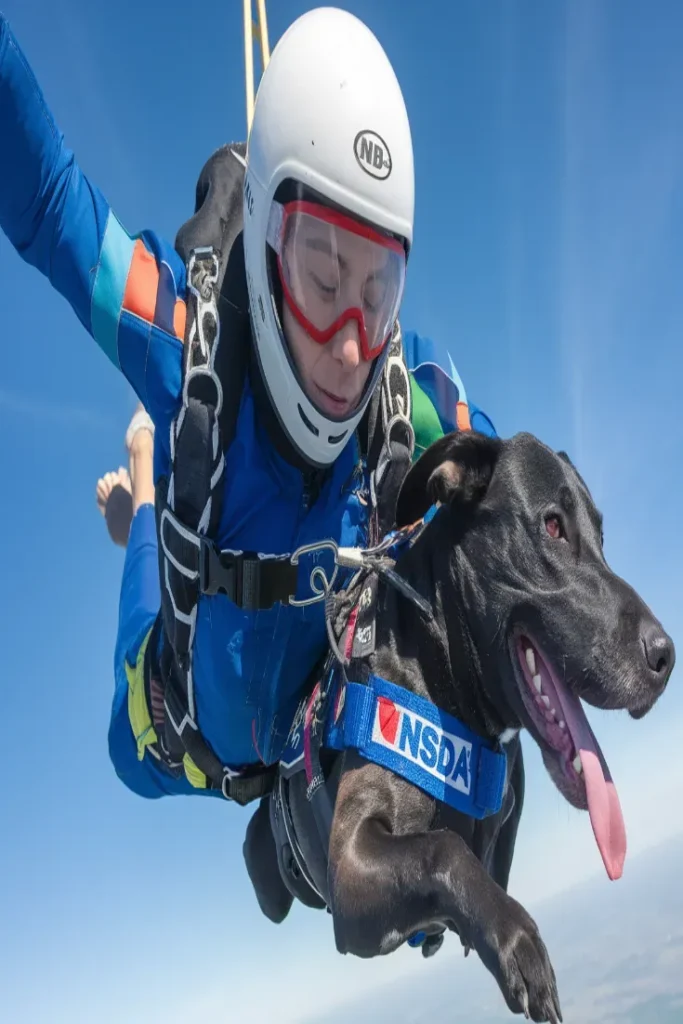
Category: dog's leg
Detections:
[
  {"x1": 243, "y1": 797, "x2": 294, "y2": 924},
  {"x1": 329, "y1": 757, "x2": 561, "y2": 1024}
]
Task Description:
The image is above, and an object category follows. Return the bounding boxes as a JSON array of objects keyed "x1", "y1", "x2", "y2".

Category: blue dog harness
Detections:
[
  {"x1": 325, "y1": 675, "x2": 506, "y2": 820},
  {"x1": 279, "y1": 669, "x2": 506, "y2": 822}
]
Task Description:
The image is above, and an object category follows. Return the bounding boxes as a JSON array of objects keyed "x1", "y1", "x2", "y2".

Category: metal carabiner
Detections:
[{"x1": 288, "y1": 540, "x2": 341, "y2": 608}]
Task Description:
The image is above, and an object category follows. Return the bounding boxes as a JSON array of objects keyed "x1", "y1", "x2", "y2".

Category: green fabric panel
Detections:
[{"x1": 410, "y1": 374, "x2": 445, "y2": 461}]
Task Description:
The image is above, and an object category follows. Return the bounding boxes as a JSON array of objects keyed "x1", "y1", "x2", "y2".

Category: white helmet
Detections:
[{"x1": 244, "y1": 6, "x2": 414, "y2": 468}]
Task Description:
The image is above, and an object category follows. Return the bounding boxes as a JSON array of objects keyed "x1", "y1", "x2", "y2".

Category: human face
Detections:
[
  {"x1": 268, "y1": 199, "x2": 406, "y2": 418},
  {"x1": 282, "y1": 302, "x2": 371, "y2": 418}
]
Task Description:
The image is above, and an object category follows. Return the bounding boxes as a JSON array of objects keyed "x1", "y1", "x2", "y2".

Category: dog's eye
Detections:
[{"x1": 545, "y1": 515, "x2": 564, "y2": 540}]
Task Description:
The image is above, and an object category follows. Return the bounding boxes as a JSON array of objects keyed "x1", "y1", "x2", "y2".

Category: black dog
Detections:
[{"x1": 244, "y1": 431, "x2": 674, "y2": 1022}]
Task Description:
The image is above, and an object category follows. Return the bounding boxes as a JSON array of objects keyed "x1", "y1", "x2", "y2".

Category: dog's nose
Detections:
[{"x1": 642, "y1": 624, "x2": 675, "y2": 685}]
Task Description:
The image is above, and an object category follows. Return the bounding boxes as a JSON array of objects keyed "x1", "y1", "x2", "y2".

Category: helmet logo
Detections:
[{"x1": 353, "y1": 130, "x2": 392, "y2": 180}]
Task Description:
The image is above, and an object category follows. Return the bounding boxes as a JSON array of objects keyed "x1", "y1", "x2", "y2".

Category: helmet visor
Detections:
[{"x1": 267, "y1": 199, "x2": 406, "y2": 362}]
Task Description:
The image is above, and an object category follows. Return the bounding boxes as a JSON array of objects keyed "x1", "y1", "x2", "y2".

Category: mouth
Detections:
[
  {"x1": 513, "y1": 634, "x2": 627, "y2": 882},
  {"x1": 313, "y1": 383, "x2": 354, "y2": 417}
]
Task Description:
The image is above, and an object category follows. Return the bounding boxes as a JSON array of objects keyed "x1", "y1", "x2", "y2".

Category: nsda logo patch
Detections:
[
  {"x1": 373, "y1": 696, "x2": 472, "y2": 794},
  {"x1": 353, "y1": 130, "x2": 392, "y2": 180}
]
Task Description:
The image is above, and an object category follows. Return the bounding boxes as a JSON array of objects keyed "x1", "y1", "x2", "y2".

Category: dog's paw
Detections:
[{"x1": 478, "y1": 899, "x2": 562, "y2": 1023}]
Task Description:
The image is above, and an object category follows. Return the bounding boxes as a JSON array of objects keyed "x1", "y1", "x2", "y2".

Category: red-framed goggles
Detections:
[{"x1": 266, "y1": 199, "x2": 407, "y2": 362}]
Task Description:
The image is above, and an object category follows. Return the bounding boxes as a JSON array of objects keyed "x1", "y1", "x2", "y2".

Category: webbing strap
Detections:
[
  {"x1": 363, "y1": 323, "x2": 415, "y2": 544},
  {"x1": 325, "y1": 676, "x2": 507, "y2": 820},
  {"x1": 161, "y1": 504, "x2": 299, "y2": 611},
  {"x1": 154, "y1": 244, "x2": 278, "y2": 801},
  {"x1": 176, "y1": 709, "x2": 276, "y2": 805},
  {"x1": 153, "y1": 146, "x2": 306, "y2": 802}
]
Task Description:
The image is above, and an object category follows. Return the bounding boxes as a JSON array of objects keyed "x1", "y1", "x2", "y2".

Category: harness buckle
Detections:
[
  {"x1": 199, "y1": 538, "x2": 237, "y2": 601},
  {"x1": 199, "y1": 541, "x2": 299, "y2": 611}
]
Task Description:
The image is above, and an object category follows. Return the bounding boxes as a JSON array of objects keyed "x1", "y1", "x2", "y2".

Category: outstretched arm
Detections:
[{"x1": 0, "y1": 15, "x2": 187, "y2": 430}]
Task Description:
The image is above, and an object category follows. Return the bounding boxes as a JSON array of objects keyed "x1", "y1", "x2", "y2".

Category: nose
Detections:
[
  {"x1": 331, "y1": 321, "x2": 362, "y2": 370},
  {"x1": 642, "y1": 624, "x2": 675, "y2": 685}
]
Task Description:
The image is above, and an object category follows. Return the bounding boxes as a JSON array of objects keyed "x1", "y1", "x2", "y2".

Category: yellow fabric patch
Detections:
[
  {"x1": 125, "y1": 631, "x2": 208, "y2": 788},
  {"x1": 182, "y1": 753, "x2": 208, "y2": 789},
  {"x1": 125, "y1": 627, "x2": 158, "y2": 761}
]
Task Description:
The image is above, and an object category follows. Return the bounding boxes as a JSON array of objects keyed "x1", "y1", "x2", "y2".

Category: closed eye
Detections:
[{"x1": 309, "y1": 270, "x2": 338, "y2": 298}]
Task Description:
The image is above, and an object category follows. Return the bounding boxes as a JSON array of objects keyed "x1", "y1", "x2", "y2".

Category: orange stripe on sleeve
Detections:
[
  {"x1": 173, "y1": 299, "x2": 187, "y2": 342},
  {"x1": 456, "y1": 401, "x2": 472, "y2": 432},
  {"x1": 122, "y1": 239, "x2": 159, "y2": 324}
]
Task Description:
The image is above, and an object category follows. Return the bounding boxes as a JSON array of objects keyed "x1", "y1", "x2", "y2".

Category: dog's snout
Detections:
[{"x1": 642, "y1": 624, "x2": 675, "y2": 684}]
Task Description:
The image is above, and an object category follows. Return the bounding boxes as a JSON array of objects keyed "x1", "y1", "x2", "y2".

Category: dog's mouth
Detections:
[{"x1": 513, "y1": 634, "x2": 626, "y2": 882}]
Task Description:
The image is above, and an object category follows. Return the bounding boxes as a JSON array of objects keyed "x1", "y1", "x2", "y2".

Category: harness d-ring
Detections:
[{"x1": 221, "y1": 766, "x2": 243, "y2": 800}]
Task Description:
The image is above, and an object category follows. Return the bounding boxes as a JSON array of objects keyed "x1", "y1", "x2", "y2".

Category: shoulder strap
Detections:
[
  {"x1": 155, "y1": 241, "x2": 275, "y2": 802},
  {"x1": 359, "y1": 321, "x2": 415, "y2": 542},
  {"x1": 175, "y1": 143, "x2": 251, "y2": 457},
  {"x1": 151, "y1": 143, "x2": 279, "y2": 802}
]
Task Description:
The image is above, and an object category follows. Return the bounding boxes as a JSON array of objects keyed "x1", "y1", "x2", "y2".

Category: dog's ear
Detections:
[{"x1": 396, "y1": 431, "x2": 502, "y2": 527}]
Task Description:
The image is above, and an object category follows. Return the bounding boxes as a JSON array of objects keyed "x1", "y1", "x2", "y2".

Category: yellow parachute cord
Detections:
[{"x1": 244, "y1": 0, "x2": 271, "y2": 134}]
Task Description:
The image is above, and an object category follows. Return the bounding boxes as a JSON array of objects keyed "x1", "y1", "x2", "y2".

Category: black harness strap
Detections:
[
  {"x1": 150, "y1": 146, "x2": 285, "y2": 801},
  {"x1": 153, "y1": 243, "x2": 281, "y2": 803},
  {"x1": 360, "y1": 322, "x2": 415, "y2": 545}
]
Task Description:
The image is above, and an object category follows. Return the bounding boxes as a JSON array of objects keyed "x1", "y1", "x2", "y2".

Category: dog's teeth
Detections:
[
  {"x1": 559, "y1": 720, "x2": 566, "y2": 730},
  {"x1": 573, "y1": 755, "x2": 583, "y2": 774},
  {"x1": 526, "y1": 648, "x2": 536, "y2": 674},
  {"x1": 541, "y1": 695, "x2": 550, "y2": 708},
  {"x1": 533, "y1": 673, "x2": 542, "y2": 694}
]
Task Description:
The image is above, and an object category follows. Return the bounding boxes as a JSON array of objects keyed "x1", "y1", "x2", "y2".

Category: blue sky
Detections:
[{"x1": 1, "y1": 1, "x2": 682, "y2": 1021}]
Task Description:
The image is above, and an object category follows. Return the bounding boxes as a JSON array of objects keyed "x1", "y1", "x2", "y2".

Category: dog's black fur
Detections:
[{"x1": 243, "y1": 431, "x2": 674, "y2": 1022}]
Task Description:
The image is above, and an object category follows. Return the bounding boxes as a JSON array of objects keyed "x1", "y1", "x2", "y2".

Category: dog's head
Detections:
[{"x1": 397, "y1": 430, "x2": 675, "y2": 880}]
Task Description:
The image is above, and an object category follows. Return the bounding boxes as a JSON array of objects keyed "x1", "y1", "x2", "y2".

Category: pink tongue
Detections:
[{"x1": 554, "y1": 685, "x2": 627, "y2": 880}]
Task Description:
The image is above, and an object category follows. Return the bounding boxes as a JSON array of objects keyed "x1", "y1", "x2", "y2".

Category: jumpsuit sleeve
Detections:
[
  {"x1": 467, "y1": 403, "x2": 498, "y2": 438},
  {"x1": 402, "y1": 327, "x2": 498, "y2": 439},
  {"x1": 0, "y1": 14, "x2": 188, "y2": 432}
]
